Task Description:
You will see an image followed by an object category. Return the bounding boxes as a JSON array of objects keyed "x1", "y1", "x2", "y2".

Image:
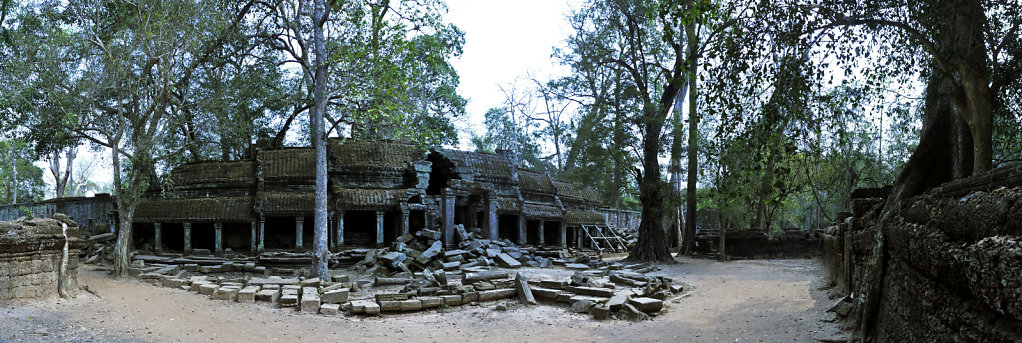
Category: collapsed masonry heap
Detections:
[
  {"x1": 127, "y1": 221, "x2": 681, "y2": 321},
  {"x1": 0, "y1": 214, "x2": 83, "y2": 301}
]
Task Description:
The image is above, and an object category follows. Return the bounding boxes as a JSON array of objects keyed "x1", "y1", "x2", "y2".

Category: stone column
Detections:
[
  {"x1": 154, "y1": 223, "x2": 162, "y2": 251},
  {"x1": 538, "y1": 221, "x2": 545, "y2": 246},
  {"x1": 485, "y1": 196, "x2": 498, "y2": 240},
  {"x1": 375, "y1": 211, "x2": 385, "y2": 247},
  {"x1": 336, "y1": 211, "x2": 345, "y2": 247},
  {"x1": 560, "y1": 221, "x2": 567, "y2": 248},
  {"x1": 295, "y1": 217, "x2": 304, "y2": 249},
  {"x1": 250, "y1": 221, "x2": 257, "y2": 252},
  {"x1": 214, "y1": 223, "x2": 223, "y2": 254},
  {"x1": 258, "y1": 218, "x2": 265, "y2": 252},
  {"x1": 183, "y1": 222, "x2": 192, "y2": 253},
  {"x1": 400, "y1": 209, "x2": 410, "y2": 236},
  {"x1": 576, "y1": 227, "x2": 584, "y2": 248},
  {"x1": 442, "y1": 191, "x2": 456, "y2": 248},
  {"x1": 328, "y1": 214, "x2": 336, "y2": 250},
  {"x1": 517, "y1": 216, "x2": 527, "y2": 245}
]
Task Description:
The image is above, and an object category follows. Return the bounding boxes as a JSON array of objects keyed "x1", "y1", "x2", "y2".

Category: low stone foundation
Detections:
[
  {"x1": 695, "y1": 228, "x2": 819, "y2": 258},
  {"x1": 0, "y1": 214, "x2": 84, "y2": 302}
]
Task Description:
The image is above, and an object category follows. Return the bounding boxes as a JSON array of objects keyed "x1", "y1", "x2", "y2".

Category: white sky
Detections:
[
  {"x1": 36, "y1": 0, "x2": 582, "y2": 195},
  {"x1": 444, "y1": 0, "x2": 580, "y2": 148}
]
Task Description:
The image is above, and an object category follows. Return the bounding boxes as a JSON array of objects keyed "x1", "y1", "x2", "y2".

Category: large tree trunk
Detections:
[
  {"x1": 683, "y1": 15, "x2": 699, "y2": 255},
  {"x1": 310, "y1": 0, "x2": 330, "y2": 279},
  {"x1": 949, "y1": 0, "x2": 993, "y2": 174}
]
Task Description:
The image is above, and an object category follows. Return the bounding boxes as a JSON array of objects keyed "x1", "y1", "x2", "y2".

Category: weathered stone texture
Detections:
[{"x1": 0, "y1": 215, "x2": 83, "y2": 302}]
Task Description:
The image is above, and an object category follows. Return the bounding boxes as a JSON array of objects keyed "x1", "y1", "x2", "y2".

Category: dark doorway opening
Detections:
[
  {"x1": 191, "y1": 223, "x2": 216, "y2": 251},
  {"x1": 384, "y1": 211, "x2": 398, "y2": 245},
  {"x1": 498, "y1": 215, "x2": 519, "y2": 242},
  {"x1": 264, "y1": 217, "x2": 296, "y2": 250},
  {"x1": 223, "y1": 222, "x2": 251, "y2": 252},
  {"x1": 301, "y1": 216, "x2": 314, "y2": 249},
  {"x1": 566, "y1": 226, "x2": 578, "y2": 248},
  {"x1": 526, "y1": 220, "x2": 542, "y2": 245},
  {"x1": 132, "y1": 223, "x2": 155, "y2": 251},
  {"x1": 162, "y1": 223, "x2": 184, "y2": 251},
  {"x1": 344, "y1": 211, "x2": 378, "y2": 248},
  {"x1": 426, "y1": 151, "x2": 457, "y2": 195},
  {"x1": 544, "y1": 221, "x2": 562, "y2": 246},
  {"x1": 409, "y1": 210, "x2": 425, "y2": 234}
]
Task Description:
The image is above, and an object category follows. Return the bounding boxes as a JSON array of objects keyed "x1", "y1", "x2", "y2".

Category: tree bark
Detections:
[
  {"x1": 683, "y1": 13, "x2": 698, "y2": 255},
  {"x1": 311, "y1": 0, "x2": 330, "y2": 279}
]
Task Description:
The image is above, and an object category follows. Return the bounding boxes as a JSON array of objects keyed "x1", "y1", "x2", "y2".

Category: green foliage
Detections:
[{"x1": 0, "y1": 140, "x2": 47, "y2": 204}]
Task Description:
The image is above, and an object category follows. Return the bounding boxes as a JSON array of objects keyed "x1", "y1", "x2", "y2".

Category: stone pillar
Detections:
[
  {"x1": 154, "y1": 223, "x2": 162, "y2": 251},
  {"x1": 560, "y1": 221, "x2": 567, "y2": 248},
  {"x1": 258, "y1": 218, "x2": 265, "y2": 252},
  {"x1": 214, "y1": 222, "x2": 223, "y2": 254},
  {"x1": 328, "y1": 214, "x2": 336, "y2": 250},
  {"x1": 336, "y1": 211, "x2": 345, "y2": 247},
  {"x1": 486, "y1": 196, "x2": 498, "y2": 240},
  {"x1": 538, "y1": 221, "x2": 545, "y2": 246},
  {"x1": 400, "y1": 209, "x2": 410, "y2": 236},
  {"x1": 442, "y1": 191, "x2": 456, "y2": 248},
  {"x1": 295, "y1": 217, "x2": 304, "y2": 249},
  {"x1": 375, "y1": 211, "x2": 385, "y2": 247},
  {"x1": 250, "y1": 221, "x2": 257, "y2": 252},
  {"x1": 183, "y1": 222, "x2": 192, "y2": 253},
  {"x1": 576, "y1": 227, "x2": 584, "y2": 248},
  {"x1": 517, "y1": 216, "x2": 527, "y2": 245}
]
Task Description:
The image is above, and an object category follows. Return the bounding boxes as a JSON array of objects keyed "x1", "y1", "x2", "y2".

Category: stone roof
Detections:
[
  {"x1": 565, "y1": 210, "x2": 607, "y2": 226},
  {"x1": 333, "y1": 188, "x2": 408, "y2": 210},
  {"x1": 433, "y1": 149, "x2": 515, "y2": 185},
  {"x1": 518, "y1": 170, "x2": 555, "y2": 196},
  {"x1": 493, "y1": 196, "x2": 521, "y2": 214},
  {"x1": 553, "y1": 180, "x2": 602, "y2": 207},
  {"x1": 329, "y1": 139, "x2": 426, "y2": 170},
  {"x1": 260, "y1": 148, "x2": 314, "y2": 181},
  {"x1": 136, "y1": 197, "x2": 256, "y2": 223},
  {"x1": 522, "y1": 202, "x2": 563, "y2": 219},
  {"x1": 169, "y1": 160, "x2": 255, "y2": 186},
  {"x1": 260, "y1": 192, "x2": 314, "y2": 216}
]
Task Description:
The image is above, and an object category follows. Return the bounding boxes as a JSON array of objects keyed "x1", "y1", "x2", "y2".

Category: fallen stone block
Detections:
[
  {"x1": 375, "y1": 277, "x2": 412, "y2": 286},
  {"x1": 238, "y1": 286, "x2": 260, "y2": 303},
  {"x1": 479, "y1": 288, "x2": 516, "y2": 302},
  {"x1": 618, "y1": 303, "x2": 650, "y2": 321},
  {"x1": 628, "y1": 297, "x2": 663, "y2": 313},
  {"x1": 564, "y1": 263, "x2": 590, "y2": 270},
  {"x1": 530, "y1": 286, "x2": 560, "y2": 301},
  {"x1": 280, "y1": 294, "x2": 299, "y2": 307},
  {"x1": 322, "y1": 289, "x2": 349, "y2": 304},
  {"x1": 607, "y1": 294, "x2": 629, "y2": 311},
  {"x1": 213, "y1": 287, "x2": 240, "y2": 301},
  {"x1": 301, "y1": 295, "x2": 321, "y2": 314},
  {"x1": 462, "y1": 291, "x2": 479, "y2": 303},
  {"x1": 566, "y1": 286, "x2": 615, "y2": 298},
  {"x1": 375, "y1": 293, "x2": 411, "y2": 302},
  {"x1": 255, "y1": 289, "x2": 280, "y2": 303},
  {"x1": 364, "y1": 301, "x2": 381, "y2": 315},
  {"x1": 590, "y1": 303, "x2": 611, "y2": 320},
  {"x1": 300, "y1": 278, "x2": 321, "y2": 287},
  {"x1": 331, "y1": 274, "x2": 351, "y2": 283},
  {"x1": 249, "y1": 277, "x2": 300, "y2": 286},
  {"x1": 569, "y1": 299, "x2": 595, "y2": 313},
  {"x1": 198, "y1": 283, "x2": 219, "y2": 296},
  {"x1": 496, "y1": 253, "x2": 522, "y2": 268},
  {"x1": 442, "y1": 295, "x2": 463, "y2": 306},
  {"x1": 379, "y1": 300, "x2": 402, "y2": 312},
  {"x1": 540, "y1": 280, "x2": 568, "y2": 290},
  {"x1": 463, "y1": 271, "x2": 510, "y2": 285},
  {"x1": 400, "y1": 299, "x2": 423, "y2": 311},
  {"x1": 514, "y1": 273, "x2": 537, "y2": 306},
  {"x1": 163, "y1": 278, "x2": 187, "y2": 288},
  {"x1": 320, "y1": 303, "x2": 341, "y2": 315},
  {"x1": 556, "y1": 292, "x2": 575, "y2": 303}
]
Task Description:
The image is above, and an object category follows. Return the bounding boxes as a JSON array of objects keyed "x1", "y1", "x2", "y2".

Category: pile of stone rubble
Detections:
[{"x1": 81, "y1": 232, "x2": 116, "y2": 265}]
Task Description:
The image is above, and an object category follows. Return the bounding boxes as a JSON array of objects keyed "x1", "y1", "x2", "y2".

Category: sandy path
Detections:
[{"x1": 0, "y1": 257, "x2": 847, "y2": 343}]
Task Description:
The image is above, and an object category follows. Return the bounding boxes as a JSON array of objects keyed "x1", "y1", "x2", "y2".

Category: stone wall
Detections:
[
  {"x1": 695, "y1": 228, "x2": 819, "y2": 258},
  {"x1": 0, "y1": 215, "x2": 84, "y2": 302},
  {"x1": 823, "y1": 179, "x2": 1022, "y2": 341}
]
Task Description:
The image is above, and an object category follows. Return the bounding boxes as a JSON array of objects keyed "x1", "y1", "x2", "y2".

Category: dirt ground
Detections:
[{"x1": 0, "y1": 256, "x2": 849, "y2": 343}]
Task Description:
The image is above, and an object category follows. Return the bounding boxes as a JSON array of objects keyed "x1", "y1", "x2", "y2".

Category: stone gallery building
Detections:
[{"x1": 7, "y1": 139, "x2": 635, "y2": 255}]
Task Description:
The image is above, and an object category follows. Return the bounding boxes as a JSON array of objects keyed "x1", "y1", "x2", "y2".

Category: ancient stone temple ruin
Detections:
[
  {"x1": 13, "y1": 139, "x2": 635, "y2": 256},
  {"x1": 0, "y1": 215, "x2": 83, "y2": 301}
]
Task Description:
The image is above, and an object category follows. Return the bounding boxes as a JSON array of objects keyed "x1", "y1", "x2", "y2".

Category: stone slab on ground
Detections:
[
  {"x1": 442, "y1": 294, "x2": 462, "y2": 306},
  {"x1": 255, "y1": 289, "x2": 280, "y2": 303},
  {"x1": 249, "y1": 277, "x2": 299, "y2": 286},
  {"x1": 320, "y1": 303, "x2": 341, "y2": 315},
  {"x1": 238, "y1": 286, "x2": 260, "y2": 303},
  {"x1": 496, "y1": 253, "x2": 522, "y2": 268},
  {"x1": 301, "y1": 295, "x2": 321, "y2": 314},
  {"x1": 607, "y1": 294, "x2": 629, "y2": 311},
  {"x1": 529, "y1": 286, "x2": 560, "y2": 301},
  {"x1": 198, "y1": 284, "x2": 218, "y2": 296},
  {"x1": 514, "y1": 273, "x2": 537, "y2": 305},
  {"x1": 419, "y1": 296, "x2": 443, "y2": 309},
  {"x1": 213, "y1": 287, "x2": 240, "y2": 301},
  {"x1": 564, "y1": 263, "x2": 590, "y2": 270},
  {"x1": 566, "y1": 286, "x2": 615, "y2": 298},
  {"x1": 322, "y1": 289, "x2": 349, "y2": 304},
  {"x1": 280, "y1": 294, "x2": 299, "y2": 307},
  {"x1": 478, "y1": 288, "x2": 516, "y2": 302},
  {"x1": 628, "y1": 297, "x2": 663, "y2": 313}
]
